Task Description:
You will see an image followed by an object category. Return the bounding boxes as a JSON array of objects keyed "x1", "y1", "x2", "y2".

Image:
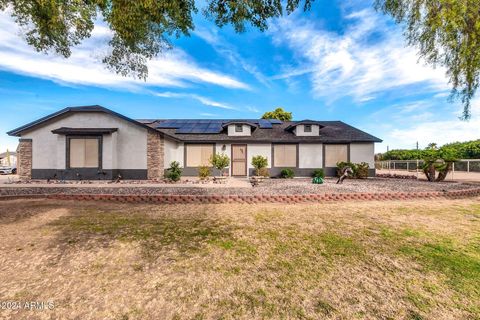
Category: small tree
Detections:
[
  {"x1": 166, "y1": 161, "x2": 182, "y2": 182},
  {"x1": 261, "y1": 107, "x2": 292, "y2": 121},
  {"x1": 210, "y1": 153, "x2": 230, "y2": 176},
  {"x1": 422, "y1": 144, "x2": 458, "y2": 182},
  {"x1": 251, "y1": 155, "x2": 268, "y2": 176},
  {"x1": 198, "y1": 165, "x2": 211, "y2": 180}
]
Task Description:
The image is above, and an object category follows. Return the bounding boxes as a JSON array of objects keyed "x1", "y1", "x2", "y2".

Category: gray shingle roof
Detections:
[
  {"x1": 147, "y1": 120, "x2": 382, "y2": 143},
  {"x1": 6, "y1": 105, "x2": 382, "y2": 143}
]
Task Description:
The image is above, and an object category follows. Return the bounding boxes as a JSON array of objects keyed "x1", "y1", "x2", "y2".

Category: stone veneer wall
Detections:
[
  {"x1": 147, "y1": 131, "x2": 164, "y2": 180},
  {"x1": 17, "y1": 139, "x2": 32, "y2": 180}
]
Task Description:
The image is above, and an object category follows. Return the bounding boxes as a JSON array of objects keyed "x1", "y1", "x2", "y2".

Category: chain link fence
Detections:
[{"x1": 375, "y1": 159, "x2": 480, "y2": 173}]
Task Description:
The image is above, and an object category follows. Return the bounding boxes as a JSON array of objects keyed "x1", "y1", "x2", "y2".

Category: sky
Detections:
[{"x1": 1, "y1": 0, "x2": 479, "y2": 153}]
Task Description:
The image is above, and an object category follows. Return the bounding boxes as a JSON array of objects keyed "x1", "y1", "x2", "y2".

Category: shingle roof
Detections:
[
  {"x1": 6, "y1": 105, "x2": 382, "y2": 143},
  {"x1": 7, "y1": 105, "x2": 158, "y2": 136},
  {"x1": 147, "y1": 120, "x2": 382, "y2": 143}
]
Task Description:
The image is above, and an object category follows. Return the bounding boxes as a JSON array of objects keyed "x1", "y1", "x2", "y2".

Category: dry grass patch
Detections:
[{"x1": 0, "y1": 198, "x2": 479, "y2": 319}]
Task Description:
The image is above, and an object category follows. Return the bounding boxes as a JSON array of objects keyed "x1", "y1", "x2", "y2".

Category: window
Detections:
[
  {"x1": 235, "y1": 124, "x2": 243, "y2": 132},
  {"x1": 324, "y1": 144, "x2": 348, "y2": 167},
  {"x1": 186, "y1": 144, "x2": 214, "y2": 167},
  {"x1": 304, "y1": 125, "x2": 312, "y2": 133},
  {"x1": 273, "y1": 144, "x2": 297, "y2": 167},
  {"x1": 69, "y1": 137, "x2": 99, "y2": 168}
]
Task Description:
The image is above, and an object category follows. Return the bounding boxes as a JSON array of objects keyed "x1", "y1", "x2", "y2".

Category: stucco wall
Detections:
[
  {"x1": 294, "y1": 125, "x2": 320, "y2": 136},
  {"x1": 349, "y1": 143, "x2": 375, "y2": 167},
  {"x1": 299, "y1": 143, "x2": 323, "y2": 168},
  {"x1": 21, "y1": 112, "x2": 148, "y2": 170},
  {"x1": 247, "y1": 144, "x2": 272, "y2": 169},
  {"x1": 164, "y1": 139, "x2": 184, "y2": 168},
  {"x1": 227, "y1": 124, "x2": 251, "y2": 136}
]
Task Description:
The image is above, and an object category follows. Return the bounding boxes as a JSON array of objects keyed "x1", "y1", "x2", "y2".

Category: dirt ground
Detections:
[{"x1": 0, "y1": 199, "x2": 479, "y2": 320}]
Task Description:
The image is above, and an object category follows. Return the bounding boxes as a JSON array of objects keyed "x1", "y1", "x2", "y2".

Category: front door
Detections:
[{"x1": 231, "y1": 144, "x2": 247, "y2": 176}]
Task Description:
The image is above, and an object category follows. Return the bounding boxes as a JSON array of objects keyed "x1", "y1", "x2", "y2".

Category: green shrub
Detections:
[
  {"x1": 166, "y1": 161, "x2": 182, "y2": 182},
  {"x1": 312, "y1": 168, "x2": 325, "y2": 179},
  {"x1": 336, "y1": 161, "x2": 370, "y2": 179},
  {"x1": 280, "y1": 168, "x2": 295, "y2": 179},
  {"x1": 251, "y1": 155, "x2": 268, "y2": 176},
  {"x1": 336, "y1": 161, "x2": 355, "y2": 177},
  {"x1": 210, "y1": 153, "x2": 230, "y2": 176},
  {"x1": 198, "y1": 165, "x2": 211, "y2": 180},
  {"x1": 355, "y1": 162, "x2": 369, "y2": 179}
]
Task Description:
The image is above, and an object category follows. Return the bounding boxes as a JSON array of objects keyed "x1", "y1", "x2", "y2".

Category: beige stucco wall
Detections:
[
  {"x1": 227, "y1": 124, "x2": 252, "y2": 136},
  {"x1": 299, "y1": 143, "x2": 323, "y2": 168},
  {"x1": 350, "y1": 143, "x2": 375, "y2": 167},
  {"x1": 247, "y1": 144, "x2": 272, "y2": 169},
  {"x1": 164, "y1": 139, "x2": 184, "y2": 168},
  {"x1": 21, "y1": 112, "x2": 148, "y2": 169},
  {"x1": 294, "y1": 124, "x2": 320, "y2": 136}
]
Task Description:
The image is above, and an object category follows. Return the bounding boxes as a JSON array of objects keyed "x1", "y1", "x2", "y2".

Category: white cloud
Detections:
[
  {"x1": 153, "y1": 91, "x2": 236, "y2": 110},
  {"x1": 194, "y1": 27, "x2": 270, "y2": 87},
  {"x1": 270, "y1": 8, "x2": 449, "y2": 102},
  {"x1": 375, "y1": 98, "x2": 480, "y2": 152},
  {"x1": 0, "y1": 11, "x2": 249, "y2": 90}
]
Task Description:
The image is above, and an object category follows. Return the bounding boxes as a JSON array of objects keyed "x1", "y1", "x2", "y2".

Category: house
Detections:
[
  {"x1": 0, "y1": 151, "x2": 17, "y2": 167},
  {"x1": 7, "y1": 105, "x2": 382, "y2": 180}
]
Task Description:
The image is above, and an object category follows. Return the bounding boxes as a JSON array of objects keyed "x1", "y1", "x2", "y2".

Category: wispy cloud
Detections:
[
  {"x1": 153, "y1": 91, "x2": 236, "y2": 110},
  {"x1": 0, "y1": 11, "x2": 249, "y2": 91},
  {"x1": 371, "y1": 97, "x2": 480, "y2": 152},
  {"x1": 194, "y1": 27, "x2": 271, "y2": 87},
  {"x1": 269, "y1": 8, "x2": 449, "y2": 103}
]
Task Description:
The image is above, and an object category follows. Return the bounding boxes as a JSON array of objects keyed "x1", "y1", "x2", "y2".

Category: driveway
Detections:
[{"x1": 0, "y1": 174, "x2": 18, "y2": 184}]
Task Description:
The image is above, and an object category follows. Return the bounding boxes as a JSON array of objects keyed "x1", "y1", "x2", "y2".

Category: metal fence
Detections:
[{"x1": 375, "y1": 159, "x2": 480, "y2": 173}]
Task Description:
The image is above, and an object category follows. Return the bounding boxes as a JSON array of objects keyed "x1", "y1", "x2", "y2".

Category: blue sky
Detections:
[{"x1": 1, "y1": 0, "x2": 479, "y2": 153}]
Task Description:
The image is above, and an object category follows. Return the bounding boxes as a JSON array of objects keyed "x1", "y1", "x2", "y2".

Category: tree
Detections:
[
  {"x1": 261, "y1": 107, "x2": 293, "y2": 121},
  {"x1": 421, "y1": 144, "x2": 458, "y2": 182},
  {"x1": 251, "y1": 155, "x2": 268, "y2": 176},
  {"x1": 0, "y1": 0, "x2": 313, "y2": 79},
  {"x1": 210, "y1": 153, "x2": 230, "y2": 176},
  {"x1": 375, "y1": 0, "x2": 480, "y2": 119}
]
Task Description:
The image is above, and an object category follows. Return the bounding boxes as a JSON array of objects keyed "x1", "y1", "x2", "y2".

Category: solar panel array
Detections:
[{"x1": 156, "y1": 119, "x2": 282, "y2": 134}]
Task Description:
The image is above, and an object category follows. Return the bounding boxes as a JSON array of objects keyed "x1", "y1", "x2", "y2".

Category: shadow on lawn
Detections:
[{"x1": 48, "y1": 206, "x2": 233, "y2": 259}]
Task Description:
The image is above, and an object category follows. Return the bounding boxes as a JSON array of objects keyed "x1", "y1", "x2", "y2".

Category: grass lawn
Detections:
[{"x1": 0, "y1": 199, "x2": 479, "y2": 319}]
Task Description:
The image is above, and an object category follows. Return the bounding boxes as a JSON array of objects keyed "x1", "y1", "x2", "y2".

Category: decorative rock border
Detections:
[{"x1": 1, "y1": 188, "x2": 480, "y2": 203}]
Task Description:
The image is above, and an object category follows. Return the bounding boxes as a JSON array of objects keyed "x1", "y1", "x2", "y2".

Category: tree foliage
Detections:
[
  {"x1": 261, "y1": 107, "x2": 293, "y2": 121},
  {"x1": 380, "y1": 139, "x2": 480, "y2": 160},
  {"x1": 421, "y1": 144, "x2": 458, "y2": 182},
  {"x1": 210, "y1": 152, "x2": 230, "y2": 175},
  {"x1": 375, "y1": 0, "x2": 480, "y2": 119},
  {"x1": 0, "y1": 0, "x2": 313, "y2": 79}
]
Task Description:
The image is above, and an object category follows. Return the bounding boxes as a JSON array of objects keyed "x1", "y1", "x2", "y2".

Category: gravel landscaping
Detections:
[{"x1": 0, "y1": 178, "x2": 476, "y2": 197}]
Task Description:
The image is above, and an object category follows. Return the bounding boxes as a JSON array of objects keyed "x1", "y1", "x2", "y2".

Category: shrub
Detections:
[
  {"x1": 210, "y1": 153, "x2": 230, "y2": 176},
  {"x1": 198, "y1": 165, "x2": 211, "y2": 180},
  {"x1": 166, "y1": 161, "x2": 182, "y2": 182},
  {"x1": 280, "y1": 168, "x2": 295, "y2": 179},
  {"x1": 251, "y1": 155, "x2": 268, "y2": 176},
  {"x1": 257, "y1": 167, "x2": 270, "y2": 177},
  {"x1": 312, "y1": 168, "x2": 325, "y2": 179},
  {"x1": 336, "y1": 161, "x2": 356, "y2": 177},
  {"x1": 355, "y1": 162, "x2": 369, "y2": 179},
  {"x1": 336, "y1": 161, "x2": 370, "y2": 179}
]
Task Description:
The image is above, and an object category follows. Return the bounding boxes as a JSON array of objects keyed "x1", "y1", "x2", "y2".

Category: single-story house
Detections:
[
  {"x1": 7, "y1": 105, "x2": 382, "y2": 180},
  {"x1": 0, "y1": 151, "x2": 17, "y2": 167}
]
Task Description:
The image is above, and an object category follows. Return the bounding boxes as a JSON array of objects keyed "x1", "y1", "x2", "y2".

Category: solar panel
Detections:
[{"x1": 258, "y1": 119, "x2": 273, "y2": 129}]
